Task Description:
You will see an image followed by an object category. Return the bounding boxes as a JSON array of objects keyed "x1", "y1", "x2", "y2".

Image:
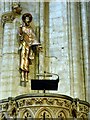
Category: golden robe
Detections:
[{"x1": 19, "y1": 26, "x2": 35, "y2": 72}]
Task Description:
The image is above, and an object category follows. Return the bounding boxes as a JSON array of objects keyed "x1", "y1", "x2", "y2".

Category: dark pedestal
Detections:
[{"x1": 31, "y1": 79, "x2": 58, "y2": 90}]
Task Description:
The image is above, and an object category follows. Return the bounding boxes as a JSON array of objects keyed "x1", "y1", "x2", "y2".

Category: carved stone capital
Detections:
[
  {"x1": 1, "y1": 2, "x2": 22, "y2": 26},
  {"x1": 1, "y1": 12, "x2": 15, "y2": 25}
]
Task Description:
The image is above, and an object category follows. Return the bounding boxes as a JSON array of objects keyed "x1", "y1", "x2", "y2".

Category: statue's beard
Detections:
[{"x1": 25, "y1": 22, "x2": 30, "y2": 26}]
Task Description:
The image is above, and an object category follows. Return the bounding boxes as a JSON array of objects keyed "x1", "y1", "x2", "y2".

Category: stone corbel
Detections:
[
  {"x1": 1, "y1": 2, "x2": 22, "y2": 26},
  {"x1": 1, "y1": 12, "x2": 15, "y2": 26}
]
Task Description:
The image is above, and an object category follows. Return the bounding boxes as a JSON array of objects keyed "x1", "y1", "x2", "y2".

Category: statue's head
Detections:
[
  {"x1": 22, "y1": 13, "x2": 32, "y2": 26},
  {"x1": 12, "y1": 2, "x2": 22, "y2": 14}
]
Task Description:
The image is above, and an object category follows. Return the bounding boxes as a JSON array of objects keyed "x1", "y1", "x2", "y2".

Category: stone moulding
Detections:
[
  {"x1": 1, "y1": 12, "x2": 15, "y2": 25},
  {"x1": 0, "y1": 93, "x2": 89, "y2": 119},
  {"x1": 1, "y1": 4, "x2": 22, "y2": 26}
]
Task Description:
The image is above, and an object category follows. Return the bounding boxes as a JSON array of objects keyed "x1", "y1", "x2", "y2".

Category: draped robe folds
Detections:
[{"x1": 19, "y1": 26, "x2": 36, "y2": 72}]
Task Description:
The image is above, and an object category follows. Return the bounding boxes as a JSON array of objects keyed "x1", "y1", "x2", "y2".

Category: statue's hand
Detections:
[
  {"x1": 20, "y1": 35, "x2": 23, "y2": 41},
  {"x1": 18, "y1": 44, "x2": 22, "y2": 50},
  {"x1": 37, "y1": 45, "x2": 43, "y2": 52}
]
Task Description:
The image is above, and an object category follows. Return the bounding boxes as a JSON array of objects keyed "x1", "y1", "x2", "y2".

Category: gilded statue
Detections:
[{"x1": 18, "y1": 13, "x2": 41, "y2": 86}]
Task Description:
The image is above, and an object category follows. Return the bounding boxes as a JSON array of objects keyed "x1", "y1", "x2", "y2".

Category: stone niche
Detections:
[{"x1": 0, "y1": 93, "x2": 89, "y2": 119}]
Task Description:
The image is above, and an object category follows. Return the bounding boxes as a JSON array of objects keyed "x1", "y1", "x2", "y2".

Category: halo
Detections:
[{"x1": 22, "y1": 13, "x2": 32, "y2": 23}]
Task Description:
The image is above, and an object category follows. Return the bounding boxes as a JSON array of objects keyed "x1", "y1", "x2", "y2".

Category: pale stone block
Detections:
[{"x1": 4, "y1": 2, "x2": 10, "y2": 12}]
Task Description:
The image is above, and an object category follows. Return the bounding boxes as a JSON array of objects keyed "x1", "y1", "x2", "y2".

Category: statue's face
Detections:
[{"x1": 25, "y1": 17, "x2": 30, "y2": 26}]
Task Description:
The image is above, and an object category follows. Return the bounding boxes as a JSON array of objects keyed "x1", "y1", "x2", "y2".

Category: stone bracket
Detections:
[
  {"x1": 1, "y1": 12, "x2": 15, "y2": 25},
  {"x1": 1, "y1": 2, "x2": 22, "y2": 26}
]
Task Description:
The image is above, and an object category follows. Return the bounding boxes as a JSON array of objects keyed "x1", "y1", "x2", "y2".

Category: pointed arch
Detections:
[
  {"x1": 56, "y1": 109, "x2": 69, "y2": 119},
  {"x1": 79, "y1": 113, "x2": 87, "y2": 119},
  {"x1": 35, "y1": 107, "x2": 54, "y2": 119},
  {"x1": 17, "y1": 108, "x2": 34, "y2": 118}
]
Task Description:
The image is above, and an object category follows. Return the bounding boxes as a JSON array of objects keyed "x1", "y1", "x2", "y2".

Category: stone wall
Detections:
[
  {"x1": 46, "y1": 2, "x2": 88, "y2": 101},
  {"x1": 0, "y1": 2, "x2": 89, "y2": 102}
]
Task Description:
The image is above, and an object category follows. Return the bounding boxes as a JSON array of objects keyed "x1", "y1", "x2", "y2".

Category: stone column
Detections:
[
  {"x1": 0, "y1": 2, "x2": 4, "y2": 96},
  {"x1": 70, "y1": 3, "x2": 85, "y2": 100},
  {"x1": 81, "y1": 2, "x2": 89, "y2": 102},
  {"x1": 67, "y1": 2, "x2": 74, "y2": 97},
  {"x1": 0, "y1": 2, "x2": 20, "y2": 99},
  {"x1": 87, "y1": 2, "x2": 90, "y2": 104},
  {"x1": 39, "y1": 2, "x2": 44, "y2": 74},
  {"x1": 39, "y1": 2, "x2": 49, "y2": 75},
  {"x1": 43, "y1": 2, "x2": 49, "y2": 73},
  {"x1": 39, "y1": 2, "x2": 49, "y2": 74}
]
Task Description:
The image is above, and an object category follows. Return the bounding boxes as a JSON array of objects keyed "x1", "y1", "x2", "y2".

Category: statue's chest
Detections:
[{"x1": 22, "y1": 27, "x2": 32, "y2": 35}]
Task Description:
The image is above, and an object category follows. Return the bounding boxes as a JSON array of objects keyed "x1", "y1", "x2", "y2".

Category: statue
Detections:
[{"x1": 18, "y1": 13, "x2": 41, "y2": 86}]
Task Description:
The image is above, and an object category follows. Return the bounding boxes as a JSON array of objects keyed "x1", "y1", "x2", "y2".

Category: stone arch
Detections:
[
  {"x1": 0, "y1": 112, "x2": 8, "y2": 119},
  {"x1": 56, "y1": 109, "x2": 69, "y2": 119},
  {"x1": 17, "y1": 108, "x2": 34, "y2": 118},
  {"x1": 79, "y1": 113, "x2": 87, "y2": 120},
  {"x1": 35, "y1": 107, "x2": 54, "y2": 119}
]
